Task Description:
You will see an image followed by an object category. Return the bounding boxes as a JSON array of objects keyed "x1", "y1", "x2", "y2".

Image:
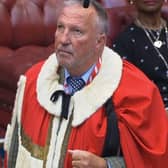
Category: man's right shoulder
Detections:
[{"x1": 25, "y1": 60, "x2": 45, "y2": 78}]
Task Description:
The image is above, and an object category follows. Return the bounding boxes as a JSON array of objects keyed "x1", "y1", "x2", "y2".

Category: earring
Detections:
[{"x1": 129, "y1": 0, "x2": 134, "y2": 5}]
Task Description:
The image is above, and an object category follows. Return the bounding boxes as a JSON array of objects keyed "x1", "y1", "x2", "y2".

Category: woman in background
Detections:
[{"x1": 112, "y1": 0, "x2": 168, "y2": 112}]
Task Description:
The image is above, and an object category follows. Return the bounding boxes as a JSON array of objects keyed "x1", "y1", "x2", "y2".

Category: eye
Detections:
[
  {"x1": 57, "y1": 24, "x2": 64, "y2": 32},
  {"x1": 72, "y1": 28, "x2": 83, "y2": 37}
]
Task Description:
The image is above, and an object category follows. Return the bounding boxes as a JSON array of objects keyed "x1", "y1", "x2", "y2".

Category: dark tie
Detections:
[{"x1": 67, "y1": 76, "x2": 85, "y2": 94}]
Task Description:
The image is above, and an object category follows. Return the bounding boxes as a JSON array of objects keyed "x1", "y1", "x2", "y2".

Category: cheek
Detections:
[
  {"x1": 54, "y1": 32, "x2": 62, "y2": 48},
  {"x1": 74, "y1": 37, "x2": 96, "y2": 50},
  {"x1": 54, "y1": 36, "x2": 59, "y2": 48},
  {"x1": 73, "y1": 42, "x2": 96, "y2": 63},
  {"x1": 73, "y1": 42, "x2": 90, "y2": 57}
]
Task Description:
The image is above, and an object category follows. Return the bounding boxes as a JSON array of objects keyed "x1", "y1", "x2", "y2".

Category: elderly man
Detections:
[{"x1": 4, "y1": 0, "x2": 168, "y2": 168}]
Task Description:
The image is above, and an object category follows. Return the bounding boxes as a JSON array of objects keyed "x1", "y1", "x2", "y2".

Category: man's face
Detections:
[
  {"x1": 55, "y1": 4, "x2": 105, "y2": 76},
  {"x1": 134, "y1": 0, "x2": 164, "y2": 13}
]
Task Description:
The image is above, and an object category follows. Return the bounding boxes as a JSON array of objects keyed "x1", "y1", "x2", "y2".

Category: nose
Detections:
[{"x1": 60, "y1": 29, "x2": 71, "y2": 45}]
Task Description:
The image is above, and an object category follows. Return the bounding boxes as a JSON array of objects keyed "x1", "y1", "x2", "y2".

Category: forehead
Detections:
[{"x1": 58, "y1": 4, "x2": 97, "y2": 24}]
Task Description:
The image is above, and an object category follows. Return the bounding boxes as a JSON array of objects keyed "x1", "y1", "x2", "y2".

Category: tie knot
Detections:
[{"x1": 67, "y1": 76, "x2": 85, "y2": 94}]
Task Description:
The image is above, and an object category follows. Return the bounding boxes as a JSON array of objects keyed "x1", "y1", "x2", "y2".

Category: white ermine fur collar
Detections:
[{"x1": 37, "y1": 47, "x2": 123, "y2": 126}]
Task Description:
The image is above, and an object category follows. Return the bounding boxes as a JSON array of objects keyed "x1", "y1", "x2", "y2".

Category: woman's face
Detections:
[{"x1": 133, "y1": 0, "x2": 164, "y2": 13}]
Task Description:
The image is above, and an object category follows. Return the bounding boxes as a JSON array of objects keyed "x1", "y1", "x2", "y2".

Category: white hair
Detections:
[{"x1": 63, "y1": 0, "x2": 108, "y2": 34}]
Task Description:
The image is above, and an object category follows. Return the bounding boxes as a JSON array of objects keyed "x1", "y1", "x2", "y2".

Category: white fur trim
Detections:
[
  {"x1": 4, "y1": 75, "x2": 26, "y2": 152},
  {"x1": 15, "y1": 145, "x2": 43, "y2": 168},
  {"x1": 45, "y1": 117, "x2": 60, "y2": 167},
  {"x1": 37, "y1": 47, "x2": 123, "y2": 126},
  {"x1": 16, "y1": 75, "x2": 27, "y2": 124},
  {"x1": 37, "y1": 53, "x2": 64, "y2": 117},
  {"x1": 4, "y1": 124, "x2": 11, "y2": 151},
  {"x1": 72, "y1": 47, "x2": 122, "y2": 126},
  {"x1": 46, "y1": 104, "x2": 74, "y2": 167},
  {"x1": 15, "y1": 75, "x2": 45, "y2": 167}
]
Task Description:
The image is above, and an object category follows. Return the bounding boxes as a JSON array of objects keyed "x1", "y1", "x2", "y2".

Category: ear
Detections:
[{"x1": 96, "y1": 33, "x2": 107, "y2": 49}]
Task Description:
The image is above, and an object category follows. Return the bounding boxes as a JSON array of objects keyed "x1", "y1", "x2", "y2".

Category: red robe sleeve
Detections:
[{"x1": 113, "y1": 61, "x2": 168, "y2": 168}]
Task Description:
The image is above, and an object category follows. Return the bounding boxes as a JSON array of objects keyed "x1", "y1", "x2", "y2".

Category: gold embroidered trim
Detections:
[
  {"x1": 43, "y1": 117, "x2": 53, "y2": 168},
  {"x1": 21, "y1": 117, "x2": 53, "y2": 161}
]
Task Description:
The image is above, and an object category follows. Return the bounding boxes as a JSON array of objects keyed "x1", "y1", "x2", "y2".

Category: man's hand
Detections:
[{"x1": 68, "y1": 149, "x2": 107, "y2": 168}]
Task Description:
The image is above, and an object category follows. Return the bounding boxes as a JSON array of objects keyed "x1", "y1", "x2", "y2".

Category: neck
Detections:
[
  {"x1": 68, "y1": 57, "x2": 100, "y2": 77},
  {"x1": 136, "y1": 13, "x2": 165, "y2": 30}
]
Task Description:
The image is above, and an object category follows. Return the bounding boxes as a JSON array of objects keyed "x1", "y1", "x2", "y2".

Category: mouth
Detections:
[
  {"x1": 57, "y1": 49, "x2": 73, "y2": 56},
  {"x1": 143, "y1": 0, "x2": 157, "y2": 5}
]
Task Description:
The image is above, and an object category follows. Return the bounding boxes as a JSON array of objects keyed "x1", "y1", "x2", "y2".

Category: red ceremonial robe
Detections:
[{"x1": 5, "y1": 48, "x2": 168, "y2": 168}]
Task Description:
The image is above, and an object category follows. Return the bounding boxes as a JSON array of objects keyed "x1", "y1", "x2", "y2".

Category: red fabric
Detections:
[
  {"x1": 21, "y1": 61, "x2": 51, "y2": 146},
  {"x1": 64, "y1": 107, "x2": 107, "y2": 168},
  {"x1": 4, "y1": 153, "x2": 7, "y2": 168},
  {"x1": 64, "y1": 61, "x2": 168, "y2": 168},
  {"x1": 20, "y1": 60, "x2": 168, "y2": 167},
  {"x1": 113, "y1": 61, "x2": 168, "y2": 168},
  {"x1": 0, "y1": 158, "x2": 2, "y2": 168}
]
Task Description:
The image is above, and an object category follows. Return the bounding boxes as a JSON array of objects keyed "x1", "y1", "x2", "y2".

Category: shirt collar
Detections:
[{"x1": 64, "y1": 64, "x2": 96, "y2": 84}]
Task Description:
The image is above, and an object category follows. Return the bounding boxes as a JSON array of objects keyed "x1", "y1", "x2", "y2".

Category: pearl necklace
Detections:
[{"x1": 136, "y1": 19, "x2": 168, "y2": 72}]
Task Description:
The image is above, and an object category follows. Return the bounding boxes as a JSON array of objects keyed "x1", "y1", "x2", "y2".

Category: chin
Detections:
[{"x1": 58, "y1": 59, "x2": 72, "y2": 68}]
